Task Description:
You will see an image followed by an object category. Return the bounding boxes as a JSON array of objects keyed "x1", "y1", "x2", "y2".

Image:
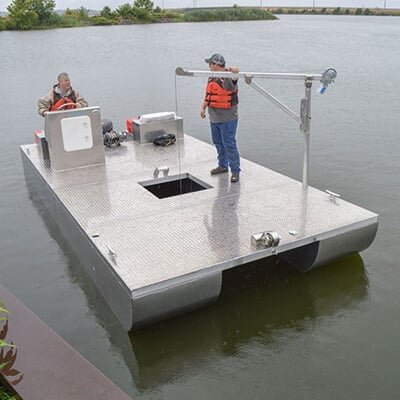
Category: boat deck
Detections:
[{"x1": 21, "y1": 134, "x2": 378, "y2": 329}]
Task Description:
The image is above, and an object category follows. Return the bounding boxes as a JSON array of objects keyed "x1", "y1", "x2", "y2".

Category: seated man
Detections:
[{"x1": 38, "y1": 72, "x2": 88, "y2": 117}]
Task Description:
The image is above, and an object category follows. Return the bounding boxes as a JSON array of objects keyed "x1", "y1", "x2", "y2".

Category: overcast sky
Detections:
[{"x1": 0, "y1": 0, "x2": 397, "y2": 12}]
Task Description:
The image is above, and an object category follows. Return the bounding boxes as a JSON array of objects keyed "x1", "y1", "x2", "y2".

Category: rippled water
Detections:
[{"x1": 0, "y1": 15, "x2": 399, "y2": 399}]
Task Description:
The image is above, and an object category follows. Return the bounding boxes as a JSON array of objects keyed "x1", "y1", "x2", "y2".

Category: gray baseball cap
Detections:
[{"x1": 205, "y1": 53, "x2": 225, "y2": 66}]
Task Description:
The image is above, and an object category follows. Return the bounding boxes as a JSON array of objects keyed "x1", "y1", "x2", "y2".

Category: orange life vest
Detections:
[
  {"x1": 50, "y1": 90, "x2": 77, "y2": 111},
  {"x1": 205, "y1": 78, "x2": 238, "y2": 109}
]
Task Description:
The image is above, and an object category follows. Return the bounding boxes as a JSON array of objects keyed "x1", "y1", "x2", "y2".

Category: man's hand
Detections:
[{"x1": 200, "y1": 109, "x2": 206, "y2": 119}]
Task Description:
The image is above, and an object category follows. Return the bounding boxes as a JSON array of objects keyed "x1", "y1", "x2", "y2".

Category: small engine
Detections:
[{"x1": 101, "y1": 119, "x2": 128, "y2": 147}]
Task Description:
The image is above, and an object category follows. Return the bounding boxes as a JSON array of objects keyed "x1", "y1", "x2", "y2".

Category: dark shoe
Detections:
[
  {"x1": 231, "y1": 173, "x2": 240, "y2": 183},
  {"x1": 210, "y1": 166, "x2": 228, "y2": 175}
]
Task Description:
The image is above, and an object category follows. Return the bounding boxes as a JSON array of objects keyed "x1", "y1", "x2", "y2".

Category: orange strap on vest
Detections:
[{"x1": 205, "y1": 78, "x2": 238, "y2": 109}]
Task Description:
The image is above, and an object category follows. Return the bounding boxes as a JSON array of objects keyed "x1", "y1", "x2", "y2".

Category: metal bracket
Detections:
[
  {"x1": 153, "y1": 166, "x2": 169, "y2": 178},
  {"x1": 326, "y1": 189, "x2": 341, "y2": 203},
  {"x1": 244, "y1": 75, "x2": 253, "y2": 84}
]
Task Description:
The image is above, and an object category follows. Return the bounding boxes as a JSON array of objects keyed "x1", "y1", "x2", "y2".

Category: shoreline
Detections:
[
  {"x1": 265, "y1": 6, "x2": 400, "y2": 15},
  {"x1": 1, "y1": 5, "x2": 400, "y2": 18}
]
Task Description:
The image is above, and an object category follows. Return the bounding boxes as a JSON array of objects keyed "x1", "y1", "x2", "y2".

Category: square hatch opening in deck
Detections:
[{"x1": 140, "y1": 173, "x2": 212, "y2": 199}]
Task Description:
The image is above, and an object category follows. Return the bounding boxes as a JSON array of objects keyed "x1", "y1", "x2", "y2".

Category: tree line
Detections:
[
  {"x1": 270, "y1": 6, "x2": 398, "y2": 15},
  {"x1": 0, "y1": 1, "x2": 277, "y2": 30},
  {"x1": 2, "y1": 1, "x2": 394, "y2": 31},
  {"x1": 0, "y1": 0, "x2": 168, "y2": 30}
]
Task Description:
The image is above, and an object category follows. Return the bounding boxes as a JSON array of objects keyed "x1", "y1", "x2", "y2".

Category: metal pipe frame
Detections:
[
  {"x1": 175, "y1": 67, "x2": 329, "y2": 191},
  {"x1": 246, "y1": 79, "x2": 301, "y2": 123},
  {"x1": 175, "y1": 67, "x2": 322, "y2": 81}
]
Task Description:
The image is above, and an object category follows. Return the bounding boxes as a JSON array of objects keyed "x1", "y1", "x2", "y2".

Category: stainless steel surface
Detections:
[
  {"x1": 20, "y1": 133, "x2": 378, "y2": 329},
  {"x1": 131, "y1": 272, "x2": 222, "y2": 329},
  {"x1": 320, "y1": 67, "x2": 337, "y2": 86},
  {"x1": 153, "y1": 165, "x2": 169, "y2": 178},
  {"x1": 280, "y1": 222, "x2": 378, "y2": 272},
  {"x1": 246, "y1": 79, "x2": 301, "y2": 123},
  {"x1": 251, "y1": 231, "x2": 281, "y2": 248},
  {"x1": 301, "y1": 79, "x2": 313, "y2": 191},
  {"x1": 175, "y1": 67, "x2": 324, "y2": 81},
  {"x1": 133, "y1": 115, "x2": 183, "y2": 144},
  {"x1": 44, "y1": 107, "x2": 105, "y2": 171},
  {"x1": 20, "y1": 150, "x2": 135, "y2": 330},
  {"x1": 326, "y1": 189, "x2": 341, "y2": 202}
]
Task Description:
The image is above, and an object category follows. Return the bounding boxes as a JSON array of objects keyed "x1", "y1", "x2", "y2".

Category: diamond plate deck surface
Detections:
[{"x1": 21, "y1": 135, "x2": 377, "y2": 295}]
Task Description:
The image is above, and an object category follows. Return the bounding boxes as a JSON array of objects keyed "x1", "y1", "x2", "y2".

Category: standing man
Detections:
[
  {"x1": 201, "y1": 53, "x2": 241, "y2": 183},
  {"x1": 38, "y1": 72, "x2": 88, "y2": 117}
]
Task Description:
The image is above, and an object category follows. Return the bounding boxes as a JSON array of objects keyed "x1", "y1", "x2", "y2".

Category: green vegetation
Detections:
[
  {"x1": 0, "y1": 384, "x2": 19, "y2": 400},
  {"x1": 0, "y1": 1, "x2": 276, "y2": 30},
  {"x1": 183, "y1": 6, "x2": 276, "y2": 22},
  {"x1": 269, "y1": 6, "x2": 400, "y2": 16},
  {"x1": 0, "y1": 302, "x2": 19, "y2": 400},
  {"x1": 0, "y1": 1, "x2": 398, "y2": 31}
]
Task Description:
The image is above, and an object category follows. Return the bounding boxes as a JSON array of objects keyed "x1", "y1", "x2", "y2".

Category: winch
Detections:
[{"x1": 101, "y1": 118, "x2": 128, "y2": 147}]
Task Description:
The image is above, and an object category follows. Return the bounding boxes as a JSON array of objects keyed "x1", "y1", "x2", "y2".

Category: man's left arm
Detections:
[
  {"x1": 74, "y1": 90, "x2": 88, "y2": 108},
  {"x1": 225, "y1": 66, "x2": 239, "y2": 88},
  {"x1": 229, "y1": 66, "x2": 239, "y2": 82}
]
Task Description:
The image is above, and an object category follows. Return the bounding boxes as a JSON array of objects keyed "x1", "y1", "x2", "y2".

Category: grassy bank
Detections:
[
  {"x1": 0, "y1": 6, "x2": 276, "y2": 31},
  {"x1": 0, "y1": 3, "x2": 398, "y2": 31},
  {"x1": 266, "y1": 6, "x2": 400, "y2": 16}
]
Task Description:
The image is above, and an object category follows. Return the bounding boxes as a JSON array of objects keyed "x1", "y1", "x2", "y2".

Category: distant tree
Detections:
[
  {"x1": 116, "y1": 3, "x2": 134, "y2": 18},
  {"x1": 77, "y1": 6, "x2": 89, "y2": 20},
  {"x1": 132, "y1": 0, "x2": 155, "y2": 21},
  {"x1": 30, "y1": 0, "x2": 56, "y2": 24},
  {"x1": 355, "y1": 8, "x2": 362, "y2": 15},
  {"x1": 333, "y1": 7, "x2": 341, "y2": 14},
  {"x1": 7, "y1": 0, "x2": 56, "y2": 28},
  {"x1": 134, "y1": 0, "x2": 154, "y2": 12},
  {"x1": 100, "y1": 6, "x2": 115, "y2": 19},
  {"x1": 7, "y1": 0, "x2": 39, "y2": 29},
  {"x1": 63, "y1": 6, "x2": 89, "y2": 20}
]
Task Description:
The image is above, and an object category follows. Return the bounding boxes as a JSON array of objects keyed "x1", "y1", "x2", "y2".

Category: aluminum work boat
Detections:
[{"x1": 20, "y1": 68, "x2": 378, "y2": 330}]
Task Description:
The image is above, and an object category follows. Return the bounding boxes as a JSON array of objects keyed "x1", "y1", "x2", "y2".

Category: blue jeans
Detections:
[{"x1": 210, "y1": 119, "x2": 240, "y2": 173}]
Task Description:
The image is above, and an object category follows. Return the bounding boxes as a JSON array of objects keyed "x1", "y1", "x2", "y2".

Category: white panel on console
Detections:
[{"x1": 61, "y1": 115, "x2": 93, "y2": 152}]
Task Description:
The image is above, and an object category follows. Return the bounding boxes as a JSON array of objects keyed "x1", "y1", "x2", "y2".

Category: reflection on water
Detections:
[
  {"x1": 2, "y1": 16, "x2": 399, "y2": 398},
  {"x1": 130, "y1": 254, "x2": 368, "y2": 390}
]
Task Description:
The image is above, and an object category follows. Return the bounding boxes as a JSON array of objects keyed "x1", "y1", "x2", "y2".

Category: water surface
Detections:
[{"x1": 0, "y1": 15, "x2": 399, "y2": 399}]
